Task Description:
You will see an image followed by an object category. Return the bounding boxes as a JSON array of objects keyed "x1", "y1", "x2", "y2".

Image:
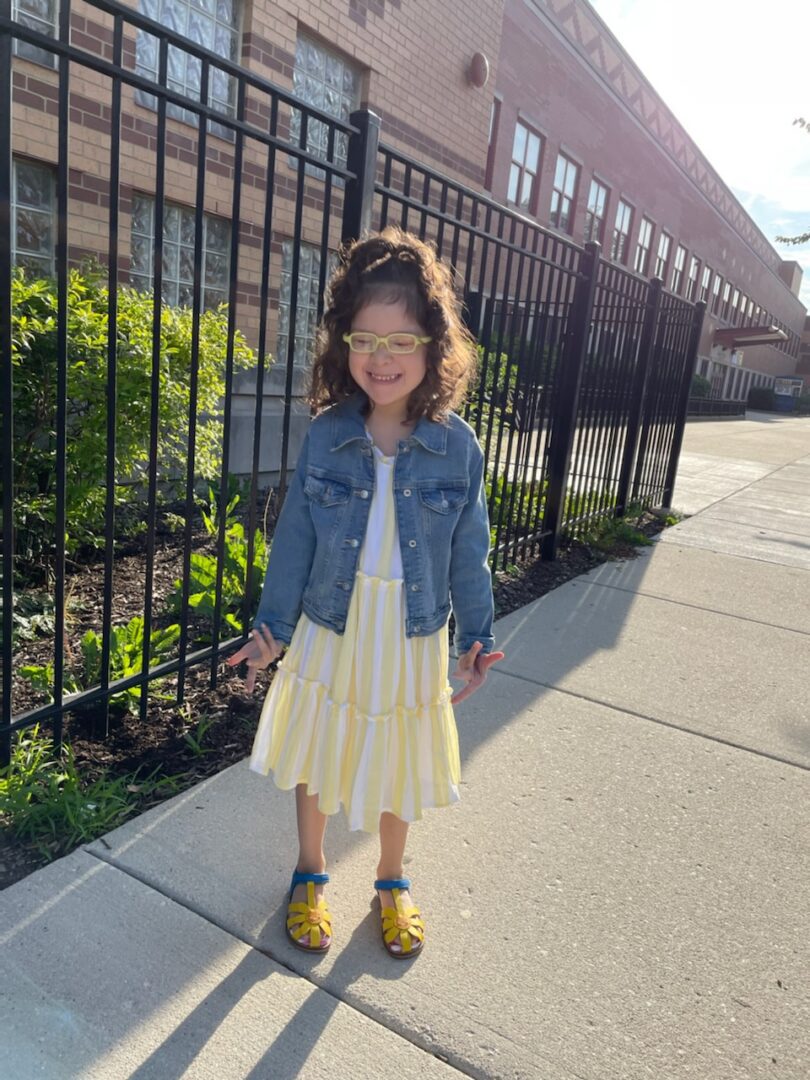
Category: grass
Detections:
[{"x1": 0, "y1": 722, "x2": 188, "y2": 861}]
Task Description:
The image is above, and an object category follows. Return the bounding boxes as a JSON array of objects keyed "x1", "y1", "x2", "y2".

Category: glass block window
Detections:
[
  {"x1": 507, "y1": 121, "x2": 541, "y2": 213},
  {"x1": 671, "y1": 244, "x2": 687, "y2": 294},
  {"x1": 584, "y1": 178, "x2": 608, "y2": 243},
  {"x1": 550, "y1": 153, "x2": 578, "y2": 233},
  {"x1": 654, "y1": 231, "x2": 671, "y2": 280},
  {"x1": 291, "y1": 35, "x2": 360, "y2": 171},
  {"x1": 610, "y1": 199, "x2": 633, "y2": 263},
  {"x1": 129, "y1": 194, "x2": 231, "y2": 309},
  {"x1": 685, "y1": 255, "x2": 700, "y2": 301},
  {"x1": 12, "y1": 158, "x2": 55, "y2": 276},
  {"x1": 135, "y1": 0, "x2": 240, "y2": 138},
  {"x1": 277, "y1": 241, "x2": 338, "y2": 366},
  {"x1": 12, "y1": 0, "x2": 57, "y2": 66},
  {"x1": 633, "y1": 216, "x2": 654, "y2": 275}
]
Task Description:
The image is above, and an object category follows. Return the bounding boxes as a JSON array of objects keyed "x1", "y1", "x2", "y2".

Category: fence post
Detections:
[
  {"x1": 663, "y1": 300, "x2": 706, "y2": 507},
  {"x1": 1, "y1": 3, "x2": 13, "y2": 765},
  {"x1": 615, "y1": 276, "x2": 663, "y2": 517},
  {"x1": 342, "y1": 109, "x2": 381, "y2": 244},
  {"x1": 540, "y1": 241, "x2": 600, "y2": 561}
]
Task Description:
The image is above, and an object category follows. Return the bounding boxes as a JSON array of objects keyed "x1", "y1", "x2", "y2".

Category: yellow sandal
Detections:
[
  {"x1": 374, "y1": 877, "x2": 425, "y2": 959},
  {"x1": 286, "y1": 870, "x2": 332, "y2": 952}
]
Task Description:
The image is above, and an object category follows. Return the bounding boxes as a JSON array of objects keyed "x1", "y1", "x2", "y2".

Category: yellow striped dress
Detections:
[{"x1": 249, "y1": 441, "x2": 461, "y2": 832}]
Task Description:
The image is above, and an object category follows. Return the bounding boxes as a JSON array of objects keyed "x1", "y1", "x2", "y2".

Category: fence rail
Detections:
[{"x1": 0, "y1": 0, "x2": 701, "y2": 763}]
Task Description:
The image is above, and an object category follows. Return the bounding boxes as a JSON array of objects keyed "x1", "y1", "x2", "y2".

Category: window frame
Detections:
[
  {"x1": 633, "y1": 216, "x2": 654, "y2": 276},
  {"x1": 549, "y1": 151, "x2": 579, "y2": 234},
  {"x1": 507, "y1": 119, "x2": 542, "y2": 215},
  {"x1": 12, "y1": 0, "x2": 58, "y2": 68},
  {"x1": 699, "y1": 264, "x2": 712, "y2": 304},
  {"x1": 610, "y1": 198, "x2": 633, "y2": 264},
  {"x1": 277, "y1": 240, "x2": 339, "y2": 368},
  {"x1": 685, "y1": 255, "x2": 700, "y2": 302},
  {"x1": 711, "y1": 273, "x2": 723, "y2": 315},
  {"x1": 654, "y1": 231, "x2": 671, "y2": 281},
  {"x1": 484, "y1": 96, "x2": 502, "y2": 193},
  {"x1": 671, "y1": 244, "x2": 687, "y2": 294},
  {"x1": 291, "y1": 33, "x2": 361, "y2": 174},
  {"x1": 583, "y1": 176, "x2": 609, "y2": 245}
]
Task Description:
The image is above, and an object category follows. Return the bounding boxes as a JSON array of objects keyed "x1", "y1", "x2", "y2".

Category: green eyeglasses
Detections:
[{"x1": 342, "y1": 331, "x2": 432, "y2": 355}]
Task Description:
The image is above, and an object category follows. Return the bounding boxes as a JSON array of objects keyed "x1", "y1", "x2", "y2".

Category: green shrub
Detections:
[
  {"x1": 690, "y1": 374, "x2": 712, "y2": 398},
  {"x1": 10, "y1": 266, "x2": 257, "y2": 566},
  {"x1": 747, "y1": 386, "x2": 775, "y2": 411}
]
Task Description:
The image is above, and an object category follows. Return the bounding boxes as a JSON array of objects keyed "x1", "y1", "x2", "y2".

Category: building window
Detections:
[
  {"x1": 277, "y1": 241, "x2": 338, "y2": 366},
  {"x1": 721, "y1": 280, "x2": 731, "y2": 319},
  {"x1": 699, "y1": 265, "x2": 712, "y2": 303},
  {"x1": 12, "y1": 0, "x2": 57, "y2": 67},
  {"x1": 738, "y1": 292, "x2": 749, "y2": 326},
  {"x1": 730, "y1": 287, "x2": 740, "y2": 324},
  {"x1": 129, "y1": 194, "x2": 231, "y2": 310},
  {"x1": 507, "y1": 121, "x2": 542, "y2": 213},
  {"x1": 484, "y1": 97, "x2": 501, "y2": 192},
  {"x1": 550, "y1": 153, "x2": 578, "y2": 233},
  {"x1": 135, "y1": 0, "x2": 240, "y2": 138},
  {"x1": 291, "y1": 35, "x2": 360, "y2": 171},
  {"x1": 633, "y1": 216, "x2": 654, "y2": 275},
  {"x1": 685, "y1": 255, "x2": 700, "y2": 301},
  {"x1": 611, "y1": 199, "x2": 633, "y2": 263},
  {"x1": 654, "y1": 231, "x2": 671, "y2": 280},
  {"x1": 12, "y1": 158, "x2": 55, "y2": 276},
  {"x1": 711, "y1": 274, "x2": 723, "y2": 315},
  {"x1": 584, "y1": 178, "x2": 608, "y2": 244},
  {"x1": 670, "y1": 245, "x2": 687, "y2": 294}
]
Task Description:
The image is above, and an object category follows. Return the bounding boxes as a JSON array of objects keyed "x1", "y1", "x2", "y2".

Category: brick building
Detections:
[
  {"x1": 8, "y1": 0, "x2": 501, "y2": 473},
  {"x1": 485, "y1": 0, "x2": 806, "y2": 404}
]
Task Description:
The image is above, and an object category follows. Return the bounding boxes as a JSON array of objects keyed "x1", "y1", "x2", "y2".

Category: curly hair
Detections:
[{"x1": 309, "y1": 225, "x2": 478, "y2": 424}]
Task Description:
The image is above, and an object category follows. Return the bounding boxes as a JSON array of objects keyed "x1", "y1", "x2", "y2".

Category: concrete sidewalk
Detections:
[{"x1": 3, "y1": 413, "x2": 809, "y2": 1080}]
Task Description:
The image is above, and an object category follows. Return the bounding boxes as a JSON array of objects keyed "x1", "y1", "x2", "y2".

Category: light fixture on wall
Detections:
[{"x1": 466, "y1": 52, "x2": 489, "y2": 89}]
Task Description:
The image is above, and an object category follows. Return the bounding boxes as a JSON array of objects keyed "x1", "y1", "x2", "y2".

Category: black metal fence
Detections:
[{"x1": 0, "y1": 0, "x2": 701, "y2": 763}]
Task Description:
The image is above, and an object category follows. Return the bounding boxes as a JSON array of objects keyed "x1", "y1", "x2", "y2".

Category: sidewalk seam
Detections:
[
  {"x1": 581, "y1": 580, "x2": 810, "y2": 638},
  {"x1": 489, "y1": 668, "x2": 810, "y2": 773},
  {"x1": 81, "y1": 847, "x2": 480, "y2": 1079},
  {"x1": 684, "y1": 451, "x2": 810, "y2": 518}
]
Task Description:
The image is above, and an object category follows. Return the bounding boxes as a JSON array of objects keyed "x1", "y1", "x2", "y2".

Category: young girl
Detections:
[{"x1": 227, "y1": 226, "x2": 504, "y2": 958}]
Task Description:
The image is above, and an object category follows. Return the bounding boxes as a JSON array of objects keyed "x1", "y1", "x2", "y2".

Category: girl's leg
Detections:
[
  {"x1": 377, "y1": 811, "x2": 418, "y2": 953},
  {"x1": 291, "y1": 784, "x2": 330, "y2": 938}
]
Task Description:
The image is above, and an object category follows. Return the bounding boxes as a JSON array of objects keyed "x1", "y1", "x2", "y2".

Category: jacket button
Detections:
[
  {"x1": 403, "y1": 488, "x2": 412, "y2": 497},
  {"x1": 408, "y1": 539, "x2": 417, "y2": 548},
  {"x1": 358, "y1": 490, "x2": 369, "y2": 499},
  {"x1": 413, "y1": 624, "x2": 421, "y2": 632},
  {"x1": 411, "y1": 584, "x2": 419, "y2": 592},
  {"x1": 348, "y1": 538, "x2": 359, "y2": 547}
]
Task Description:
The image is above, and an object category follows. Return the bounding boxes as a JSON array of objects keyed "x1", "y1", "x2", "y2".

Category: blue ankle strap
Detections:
[
  {"x1": 375, "y1": 877, "x2": 410, "y2": 890},
  {"x1": 290, "y1": 870, "x2": 329, "y2": 889}
]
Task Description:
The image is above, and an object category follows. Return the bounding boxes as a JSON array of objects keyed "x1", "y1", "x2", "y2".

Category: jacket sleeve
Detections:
[
  {"x1": 252, "y1": 427, "x2": 314, "y2": 645},
  {"x1": 449, "y1": 437, "x2": 495, "y2": 657}
]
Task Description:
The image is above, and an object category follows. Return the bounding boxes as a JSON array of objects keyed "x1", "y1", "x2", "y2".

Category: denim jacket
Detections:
[{"x1": 253, "y1": 391, "x2": 495, "y2": 656}]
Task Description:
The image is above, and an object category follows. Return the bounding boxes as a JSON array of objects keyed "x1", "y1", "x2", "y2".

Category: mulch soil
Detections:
[{"x1": 1, "y1": 498, "x2": 671, "y2": 891}]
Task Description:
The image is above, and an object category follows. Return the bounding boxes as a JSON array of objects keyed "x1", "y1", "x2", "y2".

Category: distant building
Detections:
[{"x1": 486, "y1": 0, "x2": 806, "y2": 403}]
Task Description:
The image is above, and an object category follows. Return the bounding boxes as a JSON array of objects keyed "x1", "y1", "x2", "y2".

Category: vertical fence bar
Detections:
[
  {"x1": 540, "y1": 241, "x2": 600, "y2": 560},
  {"x1": 663, "y1": 300, "x2": 706, "y2": 506},
  {"x1": 343, "y1": 109, "x2": 380, "y2": 243},
  {"x1": 615, "y1": 276, "x2": 663, "y2": 516},
  {"x1": 52, "y1": 0, "x2": 72, "y2": 751},
  {"x1": 0, "y1": 0, "x2": 13, "y2": 764}
]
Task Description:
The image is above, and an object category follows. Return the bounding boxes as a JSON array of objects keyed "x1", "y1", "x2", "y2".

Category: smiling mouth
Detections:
[{"x1": 367, "y1": 371, "x2": 401, "y2": 382}]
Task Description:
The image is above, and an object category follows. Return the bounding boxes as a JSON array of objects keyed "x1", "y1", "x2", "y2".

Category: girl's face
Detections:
[{"x1": 347, "y1": 298, "x2": 428, "y2": 421}]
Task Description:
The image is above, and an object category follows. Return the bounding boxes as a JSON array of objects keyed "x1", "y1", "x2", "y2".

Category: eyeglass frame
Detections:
[{"x1": 342, "y1": 331, "x2": 432, "y2": 355}]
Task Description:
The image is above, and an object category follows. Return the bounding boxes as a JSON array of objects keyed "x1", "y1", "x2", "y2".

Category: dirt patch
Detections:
[{"x1": 1, "y1": 508, "x2": 670, "y2": 890}]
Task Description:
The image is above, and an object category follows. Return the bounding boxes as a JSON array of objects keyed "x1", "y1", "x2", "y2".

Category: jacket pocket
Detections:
[
  {"x1": 418, "y1": 485, "x2": 468, "y2": 514},
  {"x1": 304, "y1": 474, "x2": 352, "y2": 507}
]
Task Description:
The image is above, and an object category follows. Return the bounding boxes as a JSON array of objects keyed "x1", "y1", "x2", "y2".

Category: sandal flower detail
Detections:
[
  {"x1": 374, "y1": 876, "x2": 425, "y2": 958},
  {"x1": 286, "y1": 870, "x2": 332, "y2": 952}
]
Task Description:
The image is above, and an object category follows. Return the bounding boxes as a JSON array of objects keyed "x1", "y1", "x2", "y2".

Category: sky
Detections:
[{"x1": 589, "y1": 0, "x2": 810, "y2": 312}]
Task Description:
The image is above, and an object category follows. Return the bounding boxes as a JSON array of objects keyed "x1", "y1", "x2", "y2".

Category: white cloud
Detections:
[{"x1": 591, "y1": 0, "x2": 810, "y2": 307}]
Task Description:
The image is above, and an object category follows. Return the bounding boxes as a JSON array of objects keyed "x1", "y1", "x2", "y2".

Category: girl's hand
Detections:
[
  {"x1": 226, "y1": 624, "x2": 283, "y2": 694},
  {"x1": 450, "y1": 641, "x2": 505, "y2": 705}
]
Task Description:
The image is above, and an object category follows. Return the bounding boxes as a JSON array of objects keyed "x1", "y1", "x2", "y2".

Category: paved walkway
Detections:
[{"x1": 2, "y1": 412, "x2": 808, "y2": 1079}]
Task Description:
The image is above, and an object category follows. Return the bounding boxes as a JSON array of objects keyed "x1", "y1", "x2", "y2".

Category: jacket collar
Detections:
[{"x1": 329, "y1": 391, "x2": 448, "y2": 454}]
